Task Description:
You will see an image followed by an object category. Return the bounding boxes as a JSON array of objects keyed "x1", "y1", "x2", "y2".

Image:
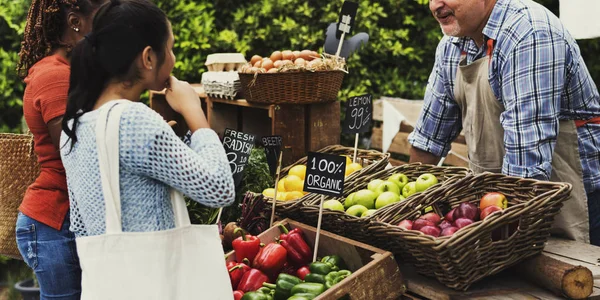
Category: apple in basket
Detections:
[
  {"x1": 388, "y1": 173, "x2": 409, "y2": 190},
  {"x1": 439, "y1": 220, "x2": 453, "y2": 230},
  {"x1": 453, "y1": 202, "x2": 480, "y2": 221},
  {"x1": 441, "y1": 226, "x2": 459, "y2": 237},
  {"x1": 412, "y1": 219, "x2": 436, "y2": 231},
  {"x1": 419, "y1": 226, "x2": 441, "y2": 237},
  {"x1": 415, "y1": 173, "x2": 439, "y2": 192},
  {"x1": 454, "y1": 218, "x2": 474, "y2": 229},
  {"x1": 480, "y1": 192, "x2": 508, "y2": 210},
  {"x1": 397, "y1": 220, "x2": 413, "y2": 230},
  {"x1": 480, "y1": 205, "x2": 503, "y2": 220},
  {"x1": 444, "y1": 208, "x2": 456, "y2": 223},
  {"x1": 419, "y1": 212, "x2": 441, "y2": 225}
]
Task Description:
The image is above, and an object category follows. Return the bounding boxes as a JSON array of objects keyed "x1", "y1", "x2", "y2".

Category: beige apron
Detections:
[{"x1": 453, "y1": 41, "x2": 590, "y2": 242}]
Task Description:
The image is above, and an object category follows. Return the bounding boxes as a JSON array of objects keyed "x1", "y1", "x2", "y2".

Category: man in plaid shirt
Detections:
[{"x1": 409, "y1": 0, "x2": 600, "y2": 245}]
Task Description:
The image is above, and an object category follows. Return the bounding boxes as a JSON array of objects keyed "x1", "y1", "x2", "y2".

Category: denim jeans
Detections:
[
  {"x1": 15, "y1": 212, "x2": 81, "y2": 300},
  {"x1": 588, "y1": 189, "x2": 600, "y2": 246}
]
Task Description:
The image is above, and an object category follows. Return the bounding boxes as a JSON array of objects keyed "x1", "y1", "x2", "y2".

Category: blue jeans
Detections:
[
  {"x1": 15, "y1": 212, "x2": 81, "y2": 300},
  {"x1": 589, "y1": 190, "x2": 600, "y2": 246}
]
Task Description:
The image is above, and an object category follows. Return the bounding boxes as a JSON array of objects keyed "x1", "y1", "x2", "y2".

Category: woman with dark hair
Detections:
[
  {"x1": 59, "y1": 0, "x2": 234, "y2": 290},
  {"x1": 16, "y1": 0, "x2": 106, "y2": 298}
]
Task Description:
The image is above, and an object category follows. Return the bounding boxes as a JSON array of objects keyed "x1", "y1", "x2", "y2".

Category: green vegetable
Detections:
[
  {"x1": 240, "y1": 290, "x2": 272, "y2": 300},
  {"x1": 325, "y1": 270, "x2": 352, "y2": 289},
  {"x1": 304, "y1": 273, "x2": 326, "y2": 284},
  {"x1": 321, "y1": 255, "x2": 347, "y2": 271},
  {"x1": 273, "y1": 273, "x2": 302, "y2": 300},
  {"x1": 286, "y1": 293, "x2": 316, "y2": 300},
  {"x1": 308, "y1": 261, "x2": 332, "y2": 275},
  {"x1": 290, "y1": 282, "x2": 326, "y2": 297}
]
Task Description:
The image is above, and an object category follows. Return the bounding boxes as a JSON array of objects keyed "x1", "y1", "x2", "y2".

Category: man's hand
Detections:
[{"x1": 409, "y1": 146, "x2": 441, "y2": 165}]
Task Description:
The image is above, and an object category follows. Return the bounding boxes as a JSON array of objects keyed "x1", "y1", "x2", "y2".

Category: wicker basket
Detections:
[
  {"x1": 299, "y1": 163, "x2": 470, "y2": 245},
  {"x1": 0, "y1": 133, "x2": 40, "y2": 259},
  {"x1": 238, "y1": 71, "x2": 345, "y2": 104},
  {"x1": 264, "y1": 145, "x2": 390, "y2": 222},
  {"x1": 369, "y1": 172, "x2": 573, "y2": 291}
]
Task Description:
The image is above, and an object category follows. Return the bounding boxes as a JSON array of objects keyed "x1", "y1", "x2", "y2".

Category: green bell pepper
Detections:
[
  {"x1": 324, "y1": 270, "x2": 352, "y2": 289},
  {"x1": 321, "y1": 255, "x2": 347, "y2": 271},
  {"x1": 290, "y1": 282, "x2": 326, "y2": 297},
  {"x1": 286, "y1": 293, "x2": 316, "y2": 300},
  {"x1": 308, "y1": 261, "x2": 332, "y2": 275},
  {"x1": 304, "y1": 273, "x2": 326, "y2": 284},
  {"x1": 272, "y1": 273, "x2": 302, "y2": 300},
  {"x1": 240, "y1": 290, "x2": 272, "y2": 300}
]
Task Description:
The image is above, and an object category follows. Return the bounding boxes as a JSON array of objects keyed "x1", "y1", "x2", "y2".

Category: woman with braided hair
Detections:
[{"x1": 16, "y1": 0, "x2": 106, "y2": 299}]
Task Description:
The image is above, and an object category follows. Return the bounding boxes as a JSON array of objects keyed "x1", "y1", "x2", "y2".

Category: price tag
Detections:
[
  {"x1": 342, "y1": 94, "x2": 372, "y2": 134},
  {"x1": 223, "y1": 128, "x2": 256, "y2": 187},
  {"x1": 303, "y1": 152, "x2": 346, "y2": 197},
  {"x1": 261, "y1": 135, "x2": 283, "y2": 176},
  {"x1": 336, "y1": 1, "x2": 359, "y2": 39}
]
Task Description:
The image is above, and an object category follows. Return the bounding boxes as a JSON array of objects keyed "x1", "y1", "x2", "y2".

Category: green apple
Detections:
[
  {"x1": 415, "y1": 173, "x2": 439, "y2": 192},
  {"x1": 388, "y1": 173, "x2": 409, "y2": 190},
  {"x1": 346, "y1": 204, "x2": 369, "y2": 217},
  {"x1": 353, "y1": 189, "x2": 378, "y2": 209},
  {"x1": 375, "y1": 191, "x2": 401, "y2": 209},
  {"x1": 344, "y1": 192, "x2": 356, "y2": 209},
  {"x1": 367, "y1": 179, "x2": 384, "y2": 194},
  {"x1": 323, "y1": 200, "x2": 344, "y2": 211},
  {"x1": 361, "y1": 209, "x2": 378, "y2": 218},
  {"x1": 375, "y1": 181, "x2": 401, "y2": 196},
  {"x1": 402, "y1": 182, "x2": 418, "y2": 198}
]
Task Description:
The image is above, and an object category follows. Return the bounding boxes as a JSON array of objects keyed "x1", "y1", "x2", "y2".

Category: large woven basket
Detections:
[
  {"x1": 299, "y1": 163, "x2": 470, "y2": 245},
  {"x1": 238, "y1": 70, "x2": 345, "y2": 104},
  {"x1": 369, "y1": 172, "x2": 573, "y2": 291},
  {"x1": 0, "y1": 133, "x2": 40, "y2": 259},
  {"x1": 264, "y1": 145, "x2": 390, "y2": 222}
]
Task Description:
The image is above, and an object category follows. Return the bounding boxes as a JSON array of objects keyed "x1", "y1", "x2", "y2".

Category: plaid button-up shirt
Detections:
[{"x1": 408, "y1": 0, "x2": 600, "y2": 193}]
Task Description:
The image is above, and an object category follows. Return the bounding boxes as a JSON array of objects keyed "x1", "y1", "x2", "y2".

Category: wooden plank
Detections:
[
  {"x1": 306, "y1": 101, "x2": 341, "y2": 152},
  {"x1": 371, "y1": 127, "x2": 468, "y2": 167},
  {"x1": 209, "y1": 98, "x2": 271, "y2": 110},
  {"x1": 206, "y1": 98, "x2": 238, "y2": 138},
  {"x1": 273, "y1": 105, "x2": 306, "y2": 166},
  {"x1": 241, "y1": 106, "x2": 272, "y2": 139}
]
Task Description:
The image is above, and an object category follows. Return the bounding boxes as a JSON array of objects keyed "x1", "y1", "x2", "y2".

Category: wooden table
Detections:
[{"x1": 400, "y1": 238, "x2": 600, "y2": 299}]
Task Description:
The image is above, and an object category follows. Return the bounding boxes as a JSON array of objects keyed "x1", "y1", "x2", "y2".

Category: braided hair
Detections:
[{"x1": 17, "y1": 0, "x2": 103, "y2": 79}]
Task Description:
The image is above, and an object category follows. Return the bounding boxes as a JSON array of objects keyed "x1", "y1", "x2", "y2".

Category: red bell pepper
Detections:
[
  {"x1": 296, "y1": 265, "x2": 310, "y2": 280},
  {"x1": 278, "y1": 224, "x2": 312, "y2": 267},
  {"x1": 233, "y1": 290, "x2": 244, "y2": 300},
  {"x1": 252, "y1": 242, "x2": 288, "y2": 279},
  {"x1": 237, "y1": 268, "x2": 269, "y2": 292},
  {"x1": 232, "y1": 228, "x2": 261, "y2": 263},
  {"x1": 227, "y1": 259, "x2": 251, "y2": 290}
]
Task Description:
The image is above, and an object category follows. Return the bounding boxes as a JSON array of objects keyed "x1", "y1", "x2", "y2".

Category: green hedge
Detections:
[{"x1": 0, "y1": 0, "x2": 598, "y2": 133}]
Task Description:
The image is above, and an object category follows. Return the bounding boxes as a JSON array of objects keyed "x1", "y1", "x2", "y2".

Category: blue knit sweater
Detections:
[{"x1": 60, "y1": 102, "x2": 234, "y2": 237}]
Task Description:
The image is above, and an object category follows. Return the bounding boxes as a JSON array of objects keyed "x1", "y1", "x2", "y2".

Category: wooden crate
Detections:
[
  {"x1": 225, "y1": 219, "x2": 406, "y2": 300},
  {"x1": 206, "y1": 98, "x2": 340, "y2": 166}
]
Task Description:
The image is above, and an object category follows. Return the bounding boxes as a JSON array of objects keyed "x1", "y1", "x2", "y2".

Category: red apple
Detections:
[
  {"x1": 454, "y1": 218, "x2": 474, "y2": 229},
  {"x1": 413, "y1": 219, "x2": 436, "y2": 231},
  {"x1": 480, "y1": 192, "x2": 508, "y2": 210},
  {"x1": 444, "y1": 208, "x2": 456, "y2": 223},
  {"x1": 453, "y1": 202, "x2": 480, "y2": 221},
  {"x1": 480, "y1": 205, "x2": 503, "y2": 220},
  {"x1": 441, "y1": 226, "x2": 459, "y2": 237},
  {"x1": 419, "y1": 225, "x2": 441, "y2": 237},
  {"x1": 419, "y1": 212, "x2": 441, "y2": 225},
  {"x1": 397, "y1": 220, "x2": 413, "y2": 230},
  {"x1": 439, "y1": 220, "x2": 453, "y2": 230}
]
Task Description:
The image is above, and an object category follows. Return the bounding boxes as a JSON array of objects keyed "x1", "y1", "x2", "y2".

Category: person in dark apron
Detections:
[{"x1": 408, "y1": 0, "x2": 600, "y2": 245}]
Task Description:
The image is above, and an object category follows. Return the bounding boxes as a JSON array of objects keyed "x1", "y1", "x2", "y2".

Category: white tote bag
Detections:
[{"x1": 76, "y1": 101, "x2": 232, "y2": 300}]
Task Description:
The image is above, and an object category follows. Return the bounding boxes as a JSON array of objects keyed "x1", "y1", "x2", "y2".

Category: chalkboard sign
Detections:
[
  {"x1": 303, "y1": 152, "x2": 346, "y2": 197},
  {"x1": 223, "y1": 128, "x2": 256, "y2": 187},
  {"x1": 261, "y1": 135, "x2": 283, "y2": 176},
  {"x1": 336, "y1": 1, "x2": 359, "y2": 39},
  {"x1": 342, "y1": 94, "x2": 372, "y2": 134}
]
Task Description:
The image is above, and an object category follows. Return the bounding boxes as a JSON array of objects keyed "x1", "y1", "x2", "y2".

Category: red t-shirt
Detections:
[{"x1": 20, "y1": 54, "x2": 70, "y2": 230}]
